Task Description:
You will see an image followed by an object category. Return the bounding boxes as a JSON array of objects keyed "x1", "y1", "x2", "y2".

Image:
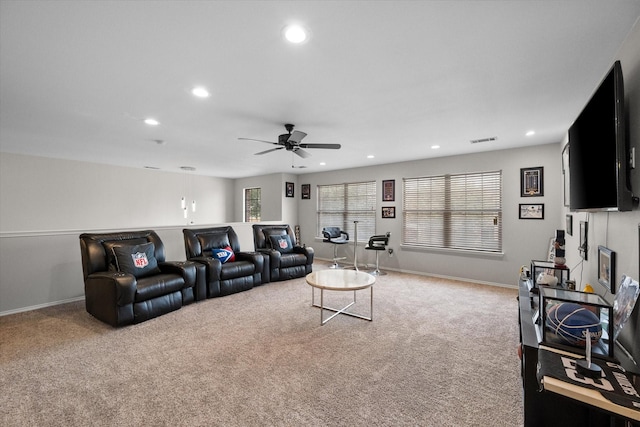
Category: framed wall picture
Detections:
[
  {"x1": 562, "y1": 144, "x2": 570, "y2": 207},
  {"x1": 521, "y1": 166, "x2": 544, "y2": 197},
  {"x1": 382, "y1": 179, "x2": 395, "y2": 202},
  {"x1": 579, "y1": 221, "x2": 588, "y2": 261},
  {"x1": 301, "y1": 184, "x2": 310, "y2": 200},
  {"x1": 566, "y1": 214, "x2": 573, "y2": 236},
  {"x1": 285, "y1": 182, "x2": 294, "y2": 198},
  {"x1": 519, "y1": 203, "x2": 544, "y2": 220},
  {"x1": 598, "y1": 245, "x2": 616, "y2": 293},
  {"x1": 382, "y1": 206, "x2": 395, "y2": 218}
]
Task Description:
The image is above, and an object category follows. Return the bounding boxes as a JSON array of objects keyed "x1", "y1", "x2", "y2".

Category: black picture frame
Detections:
[
  {"x1": 382, "y1": 179, "x2": 395, "y2": 202},
  {"x1": 566, "y1": 214, "x2": 573, "y2": 236},
  {"x1": 285, "y1": 182, "x2": 294, "y2": 198},
  {"x1": 518, "y1": 203, "x2": 544, "y2": 220},
  {"x1": 598, "y1": 245, "x2": 616, "y2": 293},
  {"x1": 579, "y1": 221, "x2": 588, "y2": 261},
  {"x1": 301, "y1": 184, "x2": 310, "y2": 199},
  {"x1": 562, "y1": 144, "x2": 570, "y2": 207},
  {"x1": 520, "y1": 166, "x2": 544, "y2": 197},
  {"x1": 381, "y1": 206, "x2": 395, "y2": 218}
]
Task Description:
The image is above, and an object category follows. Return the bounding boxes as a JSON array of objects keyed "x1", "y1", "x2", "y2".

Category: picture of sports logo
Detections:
[{"x1": 131, "y1": 252, "x2": 149, "y2": 269}]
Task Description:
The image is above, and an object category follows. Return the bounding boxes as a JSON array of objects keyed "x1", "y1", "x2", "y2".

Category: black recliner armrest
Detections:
[
  {"x1": 293, "y1": 245, "x2": 314, "y2": 264},
  {"x1": 235, "y1": 251, "x2": 264, "y2": 269},
  {"x1": 158, "y1": 261, "x2": 197, "y2": 289},
  {"x1": 85, "y1": 271, "x2": 136, "y2": 306}
]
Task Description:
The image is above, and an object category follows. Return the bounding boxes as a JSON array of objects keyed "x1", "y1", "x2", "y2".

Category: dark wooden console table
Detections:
[{"x1": 518, "y1": 279, "x2": 640, "y2": 427}]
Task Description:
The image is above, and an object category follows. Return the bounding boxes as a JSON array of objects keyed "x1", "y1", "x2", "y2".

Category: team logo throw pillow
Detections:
[
  {"x1": 111, "y1": 242, "x2": 161, "y2": 278},
  {"x1": 212, "y1": 246, "x2": 235, "y2": 263},
  {"x1": 268, "y1": 235, "x2": 293, "y2": 253}
]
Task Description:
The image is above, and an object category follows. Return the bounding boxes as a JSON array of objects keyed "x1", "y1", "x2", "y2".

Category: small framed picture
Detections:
[
  {"x1": 521, "y1": 166, "x2": 544, "y2": 197},
  {"x1": 566, "y1": 214, "x2": 573, "y2": 236},
  {"x1": 519, "y1": 203, "x2": 544, "y2": 220},
  {"x1": 301, "y1": 184, "x2": 310, "y2": 199},
  {"x1": 562, "y1": 144, "x2": 570, "y2": 207},
  {"x1": 381, "y1": 206, "x2": 395, "y2": 218},
  {"x1": 285, "y1": 182, "x2": 294, "y2": 198},
  {"x1": 579, "y1": 221, "x2": 588, "y2": 261},
  {"x1": 382, "y1": 179, "x2": 395, "y2": 202},
  {"x1": 598, "y1": 245, "x2": 616, "y2": 293}
]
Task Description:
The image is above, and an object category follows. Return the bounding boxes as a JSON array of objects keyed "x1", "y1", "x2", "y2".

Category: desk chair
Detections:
[
  {"x1": 322, "y1": 227, "x2": 349, "y2": 268},
  {"x1": 365, "y1": 232, "x2": 390, "y2": 276}
]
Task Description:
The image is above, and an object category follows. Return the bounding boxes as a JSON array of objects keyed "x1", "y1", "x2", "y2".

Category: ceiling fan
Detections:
[{"x1": 238, "y1": 124, "x2": 341, "y2": 158}]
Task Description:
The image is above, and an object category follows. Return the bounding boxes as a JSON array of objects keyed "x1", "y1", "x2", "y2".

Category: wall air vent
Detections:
[{"x1": 470, "y1": 137, "x2": 497, "y2": 144}]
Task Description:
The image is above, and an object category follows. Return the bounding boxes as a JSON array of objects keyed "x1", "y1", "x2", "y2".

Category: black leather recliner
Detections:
[
  {"x1": 79, "y1": 230, "x2": 200, "y2": 327},
  {"x1": 183, "y1": 226, "x2": 265, "y2": 297},
  {"x1": 252, "y1": 224, "x2": 314, "y2": 282}
]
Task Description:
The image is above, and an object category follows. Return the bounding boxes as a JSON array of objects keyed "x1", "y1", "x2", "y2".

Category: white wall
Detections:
[
  {"x1": 0, "y1": 153, "x2": 236, "y2": 313},
  {"x1": 562, "y1": 19, "x2": 640, "y2": 302},
  {"x1": 233, "y1": 172, "x2": 299, "y2": 225},
  {"x1": 297, "y1": 143, "x2": 564, "y2": 287},
  {"x1": 0, "y1": 153, "x2": 234, "y2": 232}
]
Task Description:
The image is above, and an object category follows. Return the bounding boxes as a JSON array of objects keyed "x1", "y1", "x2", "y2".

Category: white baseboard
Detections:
[
  {"x1": 0, "y1": 296, "x2": 85, "y2": 317},
  {"x1": 314, "y1": 257, "x2": 516, "y2": 290}
]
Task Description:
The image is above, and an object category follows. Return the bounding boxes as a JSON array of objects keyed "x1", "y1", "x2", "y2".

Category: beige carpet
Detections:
[{"x1": 0, "y1": 269, "x2": 524, "y2": 426}]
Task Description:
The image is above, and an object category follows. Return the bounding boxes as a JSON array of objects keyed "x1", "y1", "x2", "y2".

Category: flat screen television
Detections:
[{"x1": 568, "y1": 60, "x2": 633, "y2": 212}]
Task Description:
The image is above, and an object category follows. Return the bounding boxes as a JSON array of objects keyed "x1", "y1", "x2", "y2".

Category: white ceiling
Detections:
[{"x1": 2, "y1": 1, "x2": 640, "y2": 179}]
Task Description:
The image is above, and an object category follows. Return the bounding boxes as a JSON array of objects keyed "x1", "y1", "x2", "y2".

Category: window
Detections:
[
  {"x1": 403, "y1": 171, "x2": 502, "y2": 252},
  {"x1": 317, "y1": 181, "x2": 376, "y2": 240},
  {"x1": 244, "y1": 187, "x2": 261, "y2": 222}
]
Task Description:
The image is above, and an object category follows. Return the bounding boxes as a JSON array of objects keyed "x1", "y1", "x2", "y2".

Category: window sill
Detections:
[{"x1": 400, "y1": 244, "x2": 504, "y2": 259}]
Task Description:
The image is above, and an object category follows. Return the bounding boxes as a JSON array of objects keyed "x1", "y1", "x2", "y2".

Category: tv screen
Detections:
[{"x1": 568, "y1": 61, "x2": 633, "y2": 212}]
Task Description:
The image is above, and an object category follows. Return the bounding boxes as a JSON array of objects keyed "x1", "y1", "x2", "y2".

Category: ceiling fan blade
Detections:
[
  {"x1": 255, "y1": 147, "x2": 284, "y2": 155},
  {"x1": 299, "y1": 143, "x2": 341, "y2": 150},
  {"x1": 239, "y1": 137, "x2": 279, "y2": 145},
  {"x1": 293, "y1": 148, "x2": 311, "y2": 158},
  {"x1": 287, "y1": 130, "x2": 307, "y2": 144}
]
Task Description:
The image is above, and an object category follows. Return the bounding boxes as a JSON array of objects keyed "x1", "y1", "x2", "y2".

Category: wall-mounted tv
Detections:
[{"x1": 568, "y1": 60, "x2": 633, "y2": 212}]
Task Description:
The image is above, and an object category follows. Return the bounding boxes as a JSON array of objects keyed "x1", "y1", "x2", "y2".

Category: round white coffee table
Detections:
[{"x1": 305, "y1": 269, "x2": 376, "y2": 325}]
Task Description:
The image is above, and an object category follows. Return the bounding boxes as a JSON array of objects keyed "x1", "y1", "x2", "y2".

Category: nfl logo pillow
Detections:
[
  {"x1": 111, "y1": 242, "x2": 161, "y2": 278},
  {"x1": 212, "y1": 246, "x2": 235, "y2": 263},
  {"x1": 268, "y1": 234, "x2": 293, "y2": 253}
]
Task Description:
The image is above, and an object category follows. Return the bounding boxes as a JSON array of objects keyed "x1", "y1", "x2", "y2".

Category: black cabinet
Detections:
[{"x1": 517, "y1": 280, "x2": 639, "y2": 427}]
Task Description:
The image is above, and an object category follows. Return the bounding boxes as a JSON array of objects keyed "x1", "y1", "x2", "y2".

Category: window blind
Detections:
[
  {"x1": 403, "y1": 171, "x2": 502, "y2": 252},
  {"x1": 317, "y1": 181, "x2": 376, "y2": 240}
]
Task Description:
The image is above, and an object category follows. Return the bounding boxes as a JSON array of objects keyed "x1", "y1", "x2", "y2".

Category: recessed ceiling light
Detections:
[
  {"x1": 144, "y1": 118, "x2": 159, "y2": 126},
  {"x1": 526, "y1": 130, "x2": 535, "y2": 137},
  {"x1": 367, "y1": 155, "x2": 375, "y2": 159},
  {"x1": 283, "y1": 24, "x2": 308, "y2": 44},
  {"x1": 431, "y1": 145, "x2": 440, "y2": 149},
  {"x1": 319, "y1": 162, "x2": 326, "y2": 166},
  {"x1": 192, "y1": 87, "x2": 210, "y2": 98}
]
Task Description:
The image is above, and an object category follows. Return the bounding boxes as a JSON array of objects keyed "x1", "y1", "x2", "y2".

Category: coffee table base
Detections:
[{"x1": 312, "y1": 287, "x2": 373, "y2": 325}]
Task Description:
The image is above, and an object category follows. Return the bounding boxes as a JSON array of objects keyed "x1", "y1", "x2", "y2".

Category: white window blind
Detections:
[
  {"x1": 403, "y1": 171, "x2": 502, "y2": 252},
  {"x1": 317, "y1": 181, "x2": 376, "y2": 240}
]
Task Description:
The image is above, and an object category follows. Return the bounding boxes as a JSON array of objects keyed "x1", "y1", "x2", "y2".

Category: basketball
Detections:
[{"x1": 546, "y1": 302, "x2": 602, "y2": 346}]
